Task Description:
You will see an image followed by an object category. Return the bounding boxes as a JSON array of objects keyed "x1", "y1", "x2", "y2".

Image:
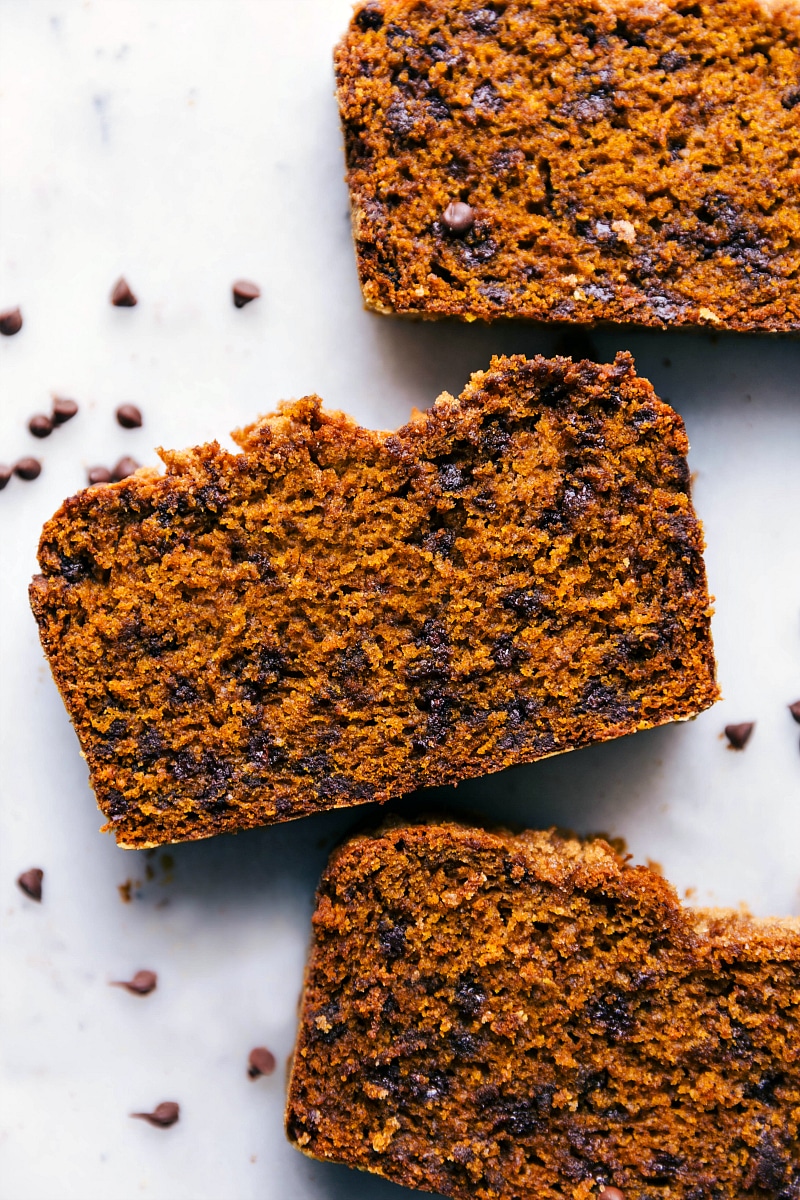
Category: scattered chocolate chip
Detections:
[
  {"x1": 0, "y1": 307, "x2": 23, "y2": 336},
  {"x1": 442, "y1": 201, "x2": 475, "y2": 235},
  {"x1": 111, "y1": 970, "x2": 157, "y2": 995},
  {"x1": 0, "y1": 465, "x2": 12, "y2": 491},
  {"x1": 116, "y1": 404, "x2": 143, "y2": 429},
  {"x1": 14, "y1": 457, "x2": 42, "y2": 481},
  {"x1": 87, "y1": 466, "x2": 113, "y2": 485},
  {"x1": 725, "y1": 722, "x2": 754, "y2": 750},
  {"x1": 52, "y1": 397, "x2": 79, "y2": 424},
  {"x1": 28, "y1": 414, "x2": 54, "y2": 439},
  {"x1": 248, "y1": 1047, "x2": 277, "y2": 1079},
  {"x1": 130, "y1": 1101, "x2": 179, "y2": 1128},
  {"x1": 599, "y1": 1189, "x2": 625, "y2": 1200},
  {"x1": 789, "y1": 700, "x2": 800, "y2": 725},
  {"x1": 355, "y1": 4, "x2": 383, "y2": 30},
  {"x1": 110, "y1": 277, "x2": 137, "y2": 308},
  {"x1": 17, "y1": 868, "x2": 44, "y2": 902},
  {"x1": 232, "y1": 279, "x2": 261, "y2": 308},
  {"x1": 111, "y1": 456, "x2": 140, "y2": 482}
]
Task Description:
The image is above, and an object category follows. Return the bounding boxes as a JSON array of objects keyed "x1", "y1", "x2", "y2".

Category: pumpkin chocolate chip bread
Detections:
[
  {"x1": 286, "y1": 819, "x2": 800, "y2": 1199},
  {"x1": 337, "y1": 0, "x2": 800, "y2": 329},
  {"x1": 30, "y1": 353, "x2": 717, "y2": 849}
]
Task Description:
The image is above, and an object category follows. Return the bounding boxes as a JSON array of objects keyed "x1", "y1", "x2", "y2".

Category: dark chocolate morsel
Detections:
[
  {"x1": 28, "y1": 414, "x2": 54, "y2": 439},
  {"x1": 442, "y1": 202, "x2": 475, "y2": 235},
  {"x1": 112, "y1": 456, "x2": 141, "y2": 482},
  {"x1": 725, "y1": 721, "x2": 754, "y2": 750},
  {"x1": 0, "y1": 307, "x2": 23, "y2": 336},
  {"x1": 0, "y1": 465, "x2": 12, "y2": 491},
  {"x1": 355, "y1": 4, "x2": 384, "y2": 29},
  {"x1": 87, "y1": 466, "x2": 113, "y2": 485},
  {"x1": 232, "y1": 279, "x2": 261, "y2": 308},
  {"x1": 14, "y1": 457, "x2": 42, "y2": 481},
  {"x1": 248, "y1": 1047, "x2": 277, "y2": 1078},
  {"x1": 111, "y1": 277, "x2": 137, "y2": 307},
  {"x1": 116, "y1": 404, "x2": 143, "y2": 429},
  {"x1": 52, "y1": 396, "x2": 79, "y2": 424},
  {"x1": 130, "y1": 1101, "x2": 179, "y2": 1127},
  {"x1": 17, "y1": 868, "x2": 44, "y2": 901},
  {"x1": 789, "y1": 700, "x2": 800, "y2": 725},
  {"x1": 111, "y1": 970, "x2": 157, "y2": 995}
]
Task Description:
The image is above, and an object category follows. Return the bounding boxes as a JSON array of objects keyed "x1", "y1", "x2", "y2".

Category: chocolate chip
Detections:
[
  {"x1": 130, "y1": 1101, "x2": 179, "y2": 1128},
  {"x1": 355, "y1": 3, "x2": 383, "y2": 29},
  {"x1": 725, "y1": 722, "x2": 754, "y2": 750},
  {"x1": 789, "y1": 700, "x2": 800, "y2": 725},
  {"x1": 599, "y1": 1189, "x2": 625, "y2": 1200},
  {"x1": 0, "y1": 307, "x2": 23, "y2": 336},
  {"x1": 17, "y1": 868, "x2": 44, "y2": 901},
  {"x1": 248, "y1": 1047, "x2": 277, "y2": 1078},
  {"x1": 658, "y1": 50, "x2": 688, "y2": 72},
  {"x1": 14, "y1": 457, "x2": 42, "y2": 481},
  {"x1": 111, "y1": 456, "x2": 140, "y2": 482},
  {"x1": 28, "y1": 414, "x2": 54, "y2": 439},
  {"x1": 437, "y1": 463, "x2": 465, "y2": 491},
  {"x1": 116, "y1": 404, "x2": 143, "y2": 429},
  {"x1": 52, "y1": 396, "x2": 79, "y2": 424},
  {"x1": 111, "y1": 970, "x2": 157, "y2": 995},
  {"x1": 87, "y1": 466, "x2": 113, "y2": 485},
  {"x1": 442, "y1": 201, "x2": 475, "y2": 235},
  {"x1": 468, "y1": 8, "x2": 499, "y2": 33},
  {"x1": 232, "y1": 279, "x2": 261, "y2": 308},
  {"x1": 0, "y1": 465, "x2": 12, "y2": 491},
  {"x1": 111, "y1": 277, "x2": 137, "y2": 307}
]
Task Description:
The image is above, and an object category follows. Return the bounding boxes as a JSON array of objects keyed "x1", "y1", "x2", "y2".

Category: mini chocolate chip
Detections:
[
  {"x1": 599, "y1": 1189, "x2": 625, "y2": 1200},
  {"x1": 116, "y1": 404, "x2": 143, "y2": 429},
  {"x1": 789, "y1": 700, "x2": 800, "y2": 725},
  {"x1": 725, "y1": 722, "x2": 754, "y2": 750},
  {"x1": 87, "y1": 466, "x2": 113, "y2": 485},
  {"x1": 14, "y1": 457, "x2": 42, "y2": 481},
  {"x1": 355, "y1": 4, "x2": 383, "y2": 29},
  {"x1": 111, "y1": 970, "x2": 157, "y2": 995},
  {"x1": 0, "y1": 465, "x2": 12, "y2": 491},
  {"x1": 442, "y1": 201, "x2": 475, "y2": 235},
  {"x1": 232, "y1": 279, "x2": 261, "y2": 308},
  {"x1": 17, "y1": 868, "x2": 44, "y2": 901},
  {"x1": 248, "y1": 1047, "x2": 277, "y2": 1078},
  {"x1": 130, "y1": 1101, "x2": 179, "y2": 1128},
  {"x1": 52, "y1": 396, "x2": 79, "y2": 424},
  {"x1": 112, "y1": 456, "x2": 140, "y2": 482},
  {"x1": 0, "y1": 307, "x2": 23, "y2": 336},
  {"x1": 28, "y1": 414, "x2": 54, "y2": 439},
  {"x1": 111, "y1": 277, "x2": 137, "y2": 307}
]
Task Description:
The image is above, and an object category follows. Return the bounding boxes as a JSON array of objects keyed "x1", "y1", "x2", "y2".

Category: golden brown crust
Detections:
[
  {"x1": 286, "y1": 819, "x2": 800, "y2": 1198},
  {"x1": 30, "y1": 354, "x2": 717, "y2": 848},
  {"x1": 336, "y1": 0, "x2": 800, "y2": 330}
]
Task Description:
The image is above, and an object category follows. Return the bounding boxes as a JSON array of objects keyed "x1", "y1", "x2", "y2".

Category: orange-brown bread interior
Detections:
[
  {"x1": 337, "y1": 0, "x2": 800, "y2": 329},
  {"x1": 30, "y1": 354, "x2": 717, "y2": 848},
  {"x1": 286, "y1": 820, "x2": 800, "y2": 1199}
]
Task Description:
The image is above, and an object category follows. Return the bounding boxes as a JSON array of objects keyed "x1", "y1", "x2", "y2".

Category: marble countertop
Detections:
[{"x1": 1, "y1": 2, "x2": 799, "y2": 1197}]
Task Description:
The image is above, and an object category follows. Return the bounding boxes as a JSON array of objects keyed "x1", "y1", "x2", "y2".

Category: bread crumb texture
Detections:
[
  {"x1": 30, "y1": 354, "x2": 717, "y2": 848},
  {"x1": 286, "y1": 819, "x2": 800, "y2": 1199},
  {"x1": 337, "y1": 0, "x2": 800, "y2": 329}
]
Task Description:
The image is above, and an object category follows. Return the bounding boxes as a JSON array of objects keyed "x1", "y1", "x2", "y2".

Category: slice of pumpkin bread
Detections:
[
  {"x1": 336, "y1": 0, "x2": 800, "y2": 330},
  {"x1": 286, "y1": 819, "x2": 800, "y2": 1199},
  {"x1": 30, "y1": 353, "x2": 717, "y2": 848}
]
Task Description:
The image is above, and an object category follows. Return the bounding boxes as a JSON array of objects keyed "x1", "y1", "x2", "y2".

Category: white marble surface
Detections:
[{"x1": 1, "y1": 2, "x2": 799, "y2": 1198}]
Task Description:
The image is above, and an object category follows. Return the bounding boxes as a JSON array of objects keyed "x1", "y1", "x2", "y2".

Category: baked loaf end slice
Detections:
[
  {"x1": 30, "y1": 353, "x2": 717, "y2": 849},
  {"x1": 336, "y1": 0, "x2": 800, "y2": 330},
  {"x1": 286, "y1": 819, "x2": 800, "y2": 1199}
]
